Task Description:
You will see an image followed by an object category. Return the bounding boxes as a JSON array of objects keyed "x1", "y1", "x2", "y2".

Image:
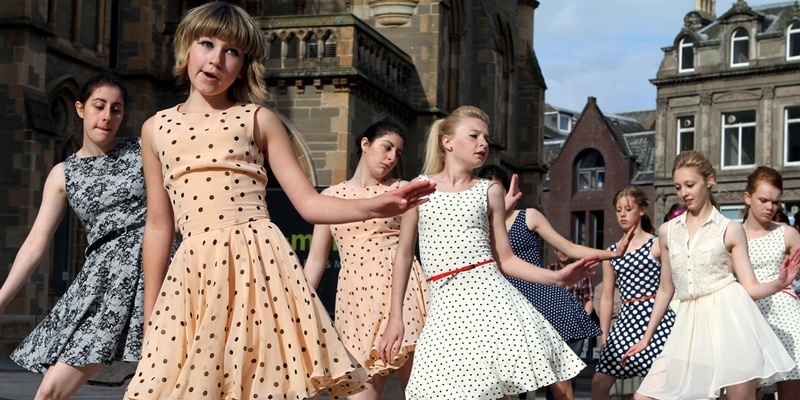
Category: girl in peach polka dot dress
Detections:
[
  {"x1": 123, "y1": 3, "x2": 434, "y2": 399},
  {"x1": 305, "y1": 120, "x2": 429, "y2": 400}
]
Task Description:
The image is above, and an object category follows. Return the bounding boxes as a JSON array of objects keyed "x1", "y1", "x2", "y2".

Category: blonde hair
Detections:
[
  {"x1": 173, "y1": 2, "x2": 268, "y2": 102},
  {"x1": 421, "y1": 106, "x2": 490, "y2": 175},
  {"x1": 672, "y1": 150, "x2": 719, "y2": 209}
]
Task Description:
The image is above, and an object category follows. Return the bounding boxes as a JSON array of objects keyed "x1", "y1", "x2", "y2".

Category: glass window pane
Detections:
[
  {"x1": 788, "y1": 119, "x2": 800, "y2": 162},
  {"x1": 578, "y1": 172, "x2": 591, "y2": 191},
  {"x1": 680, "y1": 131, "x2": 694, "y2": 151},
  {"x1": 733, "y1": 39, "x2": 749, "y2": 64},
  {"x1": 788, "y1": 106, "x2": 800, "y2": 120},
  {"x1": 724, "y1": 127, "x2": 740, "y2": 166},
  {"x1": 742, "y1": 126, "x2": 756, "y2": 165},
  {"x1": 681, "y1": 45, "x2": 694, "y2": 70},
  {"x1": 792, "y1": 32, "x2": 800, "y2": 58}
]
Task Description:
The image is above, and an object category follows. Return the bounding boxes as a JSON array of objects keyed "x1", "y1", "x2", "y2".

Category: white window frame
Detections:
[
  {"x1": 558, "y1": 113, "x2": 572, "y2": 133},
  {"x1": 788, "y1": 21, "x2": 800, "y2": 61},
  {"x1": 720, "y1": 205, "x2": 746, "y2": 222},
  {"x1": 730, "y1": 28, "x2": 750, "y2": 67},
  {"x1": 679, "y1": 36, "x2": 695, "y2": 73},
  {"x1": 785, "y1": 106, "x2": 800, "y2": 165},
  {"x1": 721, "y1": 111, "x2": 756, "y2": 169},
  {"x1": 676, "y1": 115, "x2": 695, "y2": 154}
]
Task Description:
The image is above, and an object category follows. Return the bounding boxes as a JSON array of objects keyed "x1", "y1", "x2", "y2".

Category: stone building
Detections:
[
  {"x1": 652, "y1": 0, "x2": 800, "y2": 220},
  {"x1": 541, "y1": 98, "x2": 655, "y2": 268},
  {"x1": 0, "y1": 0, "x2": 547, "y2": 354}
]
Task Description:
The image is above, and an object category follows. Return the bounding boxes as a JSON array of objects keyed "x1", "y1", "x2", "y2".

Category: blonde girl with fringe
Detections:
[
  {"x1": 123, "y1": 3, "x2": 434, "y2": 399},
  {"x1": 378, "y1": 105, "x2": 600, "y2": 400}
]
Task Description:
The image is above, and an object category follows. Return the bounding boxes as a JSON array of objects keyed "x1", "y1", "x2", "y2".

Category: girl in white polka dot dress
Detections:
[
  {"x1": 123, "y1": 3, "x2": 435, "y2": 399},
  {"x1": 379, "y1": 106, "x2": 599, "y2": 400},
  {"x1": 627, "y1": 151, "x2": 798, "y2": 400},
  {"x1": 741, "y1": 166, "x2": 800, "y2": 399}
]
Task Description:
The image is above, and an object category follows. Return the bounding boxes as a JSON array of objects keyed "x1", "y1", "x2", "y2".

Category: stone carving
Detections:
[{"x1": 368, "y1": 0, "x2": 419, "y2": 26}]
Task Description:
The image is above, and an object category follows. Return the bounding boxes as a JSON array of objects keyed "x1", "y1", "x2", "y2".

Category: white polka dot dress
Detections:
[
  {"x1": 749, "y1": 225, "x2": 800, "y2": 387},
  {"x1": 596, "y1": 237, "x2": 675, "y2": 378},
  {"x1": 125, "y1": 104, "x2": 367, "y2": 400},
  {"x1": 506, "y1": 210, "x2": 601, "y2": 342},
  {"x1": 405, "y1": 177, "x2": 584, "y2": 399},
  {"x1": 326, "y1": 180, "x2": 429, "y2": 378}
]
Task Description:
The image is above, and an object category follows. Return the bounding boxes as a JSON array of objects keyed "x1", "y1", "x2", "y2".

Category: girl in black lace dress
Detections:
[{"x1": 0, "y1": 74, "x2": 146, "y2": 399}]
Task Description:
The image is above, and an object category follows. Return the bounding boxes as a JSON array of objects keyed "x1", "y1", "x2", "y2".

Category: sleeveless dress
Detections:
[
  {"x1": 326, "y1": 180, "x2": 429, "y2": 377},
  {"x1": 11, "y1": 137, "x2": 146, "y2": 383},
  {"x1": 125, "y1": 104, "x2": 366, "y2": 400},
  {"x1": 749, "y1": 225, "x2": 800, "y2": 389},
  {"x1": 506, "y1": 210, "x2": 601, "y2": 342},
  {"x1": 596, "y1": 237, "x2": 675, "y2": 378},
  {"x1": 405, "y1": 177, "x2": 584, "y2": 400},
  {"x1": 637, "y1": 208, "x2": 795, "y2": 398}
]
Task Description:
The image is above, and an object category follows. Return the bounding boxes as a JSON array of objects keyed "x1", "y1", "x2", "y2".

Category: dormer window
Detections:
[
  {"x1": 789, "y1": 21, "x2": 800, "y2": 60},
  {"x1": 558, "y1": 113, "x2": 572, "y2": 133},
  {"x1": 679, "y1": 36, "x2": 695, "y2": 72},
  {"x1": 731, "y1": 27, "x2": 749, "y2": 67}
]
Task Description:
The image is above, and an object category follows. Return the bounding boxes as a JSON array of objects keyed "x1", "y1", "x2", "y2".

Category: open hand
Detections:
[
  {"x1": 778, "y1": 247, "x2": 800, "y2": 287},
  {"x1": 370, "y1": 180, "x2": 436, "y2": 218},
  {"x1": 612, "y1": 227, "x2": 637, "y2": 258},
  {"x1": 620, "y1": 339, "x2": 648, "y2": 368},
  {"x1": 378, "y1": 318, "x2": 404, "y2": 363},
  {"x1": 503, "y1": 174, "x2": 523, "y2": 215},
  {"x1": 556, "y1": 255, "x2": 600, "y2": 286}
]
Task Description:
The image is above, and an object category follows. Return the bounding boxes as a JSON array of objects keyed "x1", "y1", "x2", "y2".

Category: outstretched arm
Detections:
[
  {"x1": 488, "y1": 184, "x2": 599, "y2": 285},
  {"x1": 255, "y1": 108, "x2": 434, "y2": 224},
  {"x1": 598, "y1": 260, "x2": 616, "y2": 348},
  {"x1": 527, "y1": 208, "x2": 634, "y2": 261},
  {"x1": 379, "y1": 203, "x2": 419, "y2": 362},
  {"x1": 728, "y1": 222, "x2": 800, "y2": 300},
  {"x1": 0, "y1": 164, "x2": 69, "y2": 314}
]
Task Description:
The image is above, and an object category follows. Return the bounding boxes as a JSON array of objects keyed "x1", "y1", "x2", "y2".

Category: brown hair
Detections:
[
  {"x1": 422, "y1": 106, "x2": 490, "y2": 175},
  {"x1": 173, "y1": 2, "x2": 268, "y2": 102},
  {"x1": 672, "y1": 150, "x2": 719, "y2": 209},
  {"x1": 612, "y1": 186, "x2": 654, "y2": 234},
  {"x1": 743, "y1": 166, "x2": 783, "y2": 221}
]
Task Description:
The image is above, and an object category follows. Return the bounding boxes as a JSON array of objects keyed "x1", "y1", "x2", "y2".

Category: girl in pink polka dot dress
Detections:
[
  {"x1": 379, "y1": 106, "x2": 600, "y2": 400},
  {"x1": 305, "y1": 120, "x2": 429, "y2": 400},
  {"x1": 123, "y1": 3, "x2": 434, "y2": 400}
]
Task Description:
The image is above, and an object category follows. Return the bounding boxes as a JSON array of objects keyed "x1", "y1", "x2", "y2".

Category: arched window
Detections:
[
  {"x1": 679, "y1": 36, "x2": 695, "y2": 72},
  {"x1": 575, "y1": 150, "x2": 605, "y2": 191},
  {"x1": 730, "y1": 27, "x2": 749, "y2": 67},
  {"x1": 788, "y1": 21, "x2": 800, "y2": 60}
]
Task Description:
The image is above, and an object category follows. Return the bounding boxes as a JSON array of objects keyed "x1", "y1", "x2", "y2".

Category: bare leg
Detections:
[
  {"x1": 398, "y1": 355, "x2": 413, "y2": 390},
  {"x1": 724, "y1": 380, "x2": 756, "y2": 400},
  {"x1": 347, "y1": 374, "x2": 386, "y2": 400},
  {"x1": 34, "y1": 362, "x2": 104, "y2": 400},
  {"x1": 591, "y1": 372, "x2": 617, "y2": 400},
  {"x1": 778, "y1": 379, "x2": 800, "y2": 400},
  {"x1": 549, "y1": 380, "x2": 574, "y2": 400}
]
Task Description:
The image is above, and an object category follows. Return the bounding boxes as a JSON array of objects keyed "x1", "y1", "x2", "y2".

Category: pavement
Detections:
[{"x1": 0, "y1": 357, "x2": 594, "y2": 399}]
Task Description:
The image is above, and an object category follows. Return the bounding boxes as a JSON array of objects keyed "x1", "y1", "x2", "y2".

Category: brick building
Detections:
[
  {"x1": 0, "y1": 0, "x2": 547, "y2": 353},
  {"x1": 541, "y1": 98, "x2": 655, "y2": 268}
]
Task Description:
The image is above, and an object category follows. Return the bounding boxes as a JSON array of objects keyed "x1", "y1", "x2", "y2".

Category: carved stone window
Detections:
[
  {"x1": 679, "y1": 36, "x2": 695, "y2": 72},
  {"x1": 731, "y1": 28, "x2": 749, "y2": 67},
  {"x1": 677, "y1": 115, "x2": 695, "y2": 153},
  {"x1": 788, "y1": 21, "x2": 800, "y2": 60},
  {"x1": 785, "y1": 106, "x2": 800, "y2": 164},
  {"x1": 722, "y1": 110, "x2": 756, "y2": 168}
]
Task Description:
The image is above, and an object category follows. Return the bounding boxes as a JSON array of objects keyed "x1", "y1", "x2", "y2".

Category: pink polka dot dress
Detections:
[
  {"x1": 405, "y1": 177, "x2": 585, "y2": 399},
  {"x1": 125, "y1": 104, "x2": 366, "y2": 399},
  {"x1": 326, "y1": 180, "x2": 429, "y2": 377}
]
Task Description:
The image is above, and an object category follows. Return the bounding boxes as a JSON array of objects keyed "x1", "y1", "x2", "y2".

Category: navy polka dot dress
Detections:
[
  {"x1": 596, "y1": 237, "x2": 675, "y2": 378},
  {"x1": 506, "y1": 210, "x2": 601, "y2": 342},
  {"x1": 405, "y1": 177, "x2": 585, "y2": 399}
]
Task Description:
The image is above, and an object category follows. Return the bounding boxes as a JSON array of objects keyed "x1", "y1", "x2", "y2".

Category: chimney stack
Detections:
[{"x1": 695, "y1": 0, "x2": 716, "y2": 17}]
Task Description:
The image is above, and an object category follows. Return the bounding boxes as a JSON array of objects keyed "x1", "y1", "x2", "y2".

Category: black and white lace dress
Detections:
[{"x1": 11, "y1": 137, "x2": 146, "y2": 382}]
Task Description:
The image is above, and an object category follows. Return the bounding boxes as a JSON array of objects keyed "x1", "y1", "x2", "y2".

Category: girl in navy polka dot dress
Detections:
[
  {"x1": 123, "y1": 3, "x2": 434, "y2": 399},
  {"x1": 591, "y1": 187, "x2": 676, "y2": 399},
  {"x1": 379, "y1": 106, "x2": 599, "y2": 400}
]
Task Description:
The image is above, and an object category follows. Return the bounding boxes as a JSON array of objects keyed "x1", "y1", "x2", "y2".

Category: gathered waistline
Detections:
[
  {"x1": 426, "y1": 259, "x2": 494, "y2": 282},
  {"x1": 621, "y1": 293, "x2": 656, "y2": 305}
]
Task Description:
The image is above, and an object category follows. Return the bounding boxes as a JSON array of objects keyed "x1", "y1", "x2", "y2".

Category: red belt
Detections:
[
  {"x1": 782, "y1": 287, "x2": 799, "y2": 300},
  {"x1": 426, "y1": 259, "x2": 494, "y2": 282},
  {"x1": 622, "y1": 294, "x2": 656, "y2": 305}
]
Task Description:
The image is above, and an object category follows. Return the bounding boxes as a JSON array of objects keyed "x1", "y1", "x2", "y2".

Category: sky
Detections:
[{"x1": 533, "y1": 0, "x2": 783, "y2": 114}]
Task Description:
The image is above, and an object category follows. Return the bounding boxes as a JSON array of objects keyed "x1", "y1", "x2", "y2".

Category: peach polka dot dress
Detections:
[
  {"x1": 125, "y1": 103, "x2": 366, "y2": 400},
  {"x1": 326, "y1": 180, "x2": 429, "y2": 377}
]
